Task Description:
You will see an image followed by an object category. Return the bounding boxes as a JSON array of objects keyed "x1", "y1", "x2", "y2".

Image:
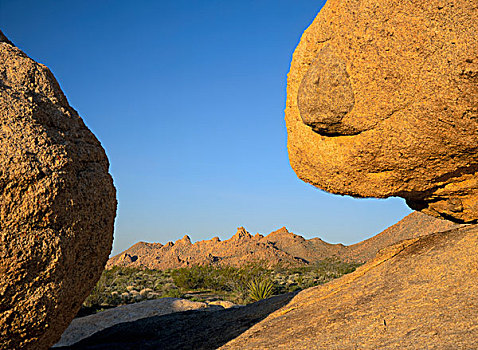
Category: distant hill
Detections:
[
  {"x1": 107, "y1": 212, "x2": 460, "y2": 269},
  {"x1": 344, "y1": 210, "x2": 461, "y2": 261}
]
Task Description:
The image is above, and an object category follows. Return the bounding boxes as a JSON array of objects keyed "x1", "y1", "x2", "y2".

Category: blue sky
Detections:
[{"x1": 1, "y1": 0, "x2": 411, "y2": 255}]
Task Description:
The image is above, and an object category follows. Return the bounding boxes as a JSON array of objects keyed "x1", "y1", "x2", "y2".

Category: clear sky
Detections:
[{"x1": 1, "y1": 0, "x2": 411, "y2": 255}]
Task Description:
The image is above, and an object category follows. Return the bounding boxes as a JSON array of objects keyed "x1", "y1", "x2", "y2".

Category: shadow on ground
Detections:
[{"x1": 53, "y1": 292, "x2": 296, "y2": 350}]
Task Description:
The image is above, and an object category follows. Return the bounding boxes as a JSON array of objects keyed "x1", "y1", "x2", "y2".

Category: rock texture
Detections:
[
  {"x1": 53, "y1": 293, "x2": 296, "y2": 350},
  {"x1": 286, "y1": 0, "x2": 478, "y2": 223},
  {"x1": 53, "y1": 298, "x2": 211, "y2": 347},
  {"x1": 108, "y1": 212, "x2": 458, "y2": 269},
  {"x1": 221, "y1": 225, "x2": 478, "y2": 349},
  {"x1": 0, "y1": 30, "x2": 116, "y2": 349}
]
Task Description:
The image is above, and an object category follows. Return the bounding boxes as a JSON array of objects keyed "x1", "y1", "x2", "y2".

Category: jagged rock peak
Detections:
[
  {"x1": 129, "y1": 241, "x2": 163, "y2": 250},
  {"x1": 267, "y1": 227, "x2": 291, "y2": 237},
  {"x1": 232, "y1": 227, "x2": 253, "y2": 240},
  {"x1": 177, "y1": 235, "x2": 192, "y2": 244},
  {"x1": 266, "y1": 227, "x2": 306, "y2": 242}
]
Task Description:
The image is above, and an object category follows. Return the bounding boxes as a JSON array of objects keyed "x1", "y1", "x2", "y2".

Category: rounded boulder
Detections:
[
  {"x1": 286, "y1": 0, "x2": 478, "y2": 223},
  {"x1": 0, "y1": 31, "x2": 116, "y2": 349}
]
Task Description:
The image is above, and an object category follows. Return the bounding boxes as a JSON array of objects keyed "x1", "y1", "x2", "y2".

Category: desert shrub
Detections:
[
  {"x1": 248, "y1": 278, "x2": 275, "y2": 302},
  {"x1": 83, "y1": 278, "x2": 108, "y2": 308},
  {"x1": 171, "y1": 265, "x2": 214, "y2": 290},
  {"x1": 83, "y1": 267, "x2": 123, "y2": 307},
  {"x1": 82, "y1": 266, "x2": 173, "y2": 310},
  {"x1": 162, "y1": 288, "x2": 183, "y2": 298},
  {"x1": 81, "y1": 259, "x2": 362, "y2": 316},
  {"x1": 170, "y1": 261, "x2": 271, "y2": 293}
]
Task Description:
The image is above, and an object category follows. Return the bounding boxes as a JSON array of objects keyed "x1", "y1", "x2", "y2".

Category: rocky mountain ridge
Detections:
[{"x1": 108, "y1": 211, "x2": 459, "y2": 269}]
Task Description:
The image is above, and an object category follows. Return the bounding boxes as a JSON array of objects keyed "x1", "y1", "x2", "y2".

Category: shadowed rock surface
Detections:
[
  {"x1": 53, "y1": 298, "x2": 211, "y2": 347},
  {"x1": 0, "y1": 30, "x2": 116, "y2": 349},
  {"x1": 53, "y1": 293, "x2": 296, "y2": 350},
  {"x1": 286, "y1": 0, "x2": 478, "y2": 223},
  {"x1": 108, "y1": 212, "x2": 459, "y2": 268},
  {"x1": 221, "y1": 225, "x2": 478, "y2": 349}
]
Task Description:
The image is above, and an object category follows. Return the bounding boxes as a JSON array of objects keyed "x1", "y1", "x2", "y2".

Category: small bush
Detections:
[
  {"x1": 248, "y1": 278, "x2": 274, "y2": 302},
  {"x1": 171, "y1": 265, "x2": 214, "y2": 290},
  {"x1": 162, "y1": 288, "x2": 183, "y2": 298}
]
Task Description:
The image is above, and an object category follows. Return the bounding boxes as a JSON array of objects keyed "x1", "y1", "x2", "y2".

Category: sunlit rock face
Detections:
[
  {"x1": 0, "y1": 30, "x2": 116, "y2": 349},
  {"x1": 221, "y1": 226, "x2": 478, "y2": 349},
  {"x1": 286, "y1": 0, "x2": 478, "y2": 223}
]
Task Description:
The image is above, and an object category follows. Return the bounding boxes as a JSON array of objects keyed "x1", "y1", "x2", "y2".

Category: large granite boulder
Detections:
[
  {"x1": 286, "y1": 0, "x2": 478, "y2": 223},
  {"x1": 0, "y1": 30, "x2": 116, "y2": 349}
]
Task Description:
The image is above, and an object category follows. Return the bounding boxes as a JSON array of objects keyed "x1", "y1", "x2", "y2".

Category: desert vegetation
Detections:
[{"x1": 80, "y1": 259, "x2": 361, "y2": 317}]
